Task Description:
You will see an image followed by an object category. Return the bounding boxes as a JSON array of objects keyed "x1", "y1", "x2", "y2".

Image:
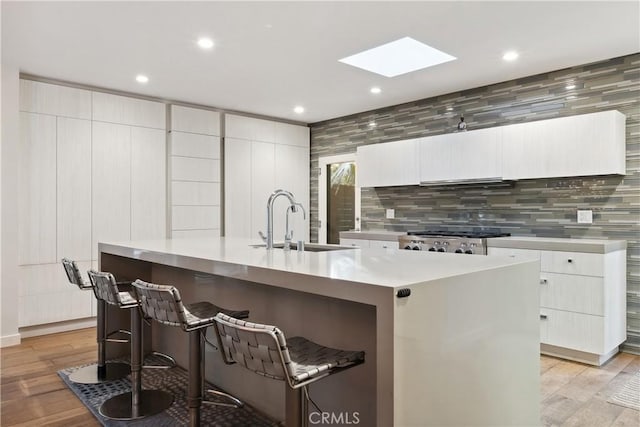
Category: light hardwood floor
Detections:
[{"x1": 1, "y1": 328, "x2": 639, "y2": 426}]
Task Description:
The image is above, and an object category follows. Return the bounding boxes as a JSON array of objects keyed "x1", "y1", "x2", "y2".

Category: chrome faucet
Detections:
[
  {"x1": 284, "y1": 203, "x2": 306, "y2": 251},
  {"x1": 262, "y1": 189, "x2": 298, "y2": 250}
]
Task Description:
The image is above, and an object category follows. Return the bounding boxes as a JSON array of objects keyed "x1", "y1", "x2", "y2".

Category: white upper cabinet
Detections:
[
  {"x1": 225, "y1": 114, "x2": 276, "y2": 143},
  {"x1": 20, "y1": 80, "x2": 91, "y2": 119},
  {"x1": 357, "y1": 138, "x2": 420, "y2": 187},
  {"x1": 224, "y1": 137, "x2": 252, "y2": 239},
  {"x1": 275, "y1": 122, "x2": 309, "y2": 148},
  {"x1": 419, "y1": 127, "x2": 503, "y2": 184},
  {"x1": 92, "y1": 92, "x2": 165, "y2": 129},
  {"x1": 171, "y1": 105, "x2": 220, "y2": 135},
  {"x1": 171, "y1": 132, "x2": 220, "y2": 159},
  {"x1": 502, "y1": 110, "x2": 626, "y2": 180}
]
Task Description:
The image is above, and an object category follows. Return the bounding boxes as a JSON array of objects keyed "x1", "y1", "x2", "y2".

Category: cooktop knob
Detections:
[
  {"x1": 412, "y1": 246, "x2": 420, "y2": 251},
  {"x1": 437, "y1": 248, "x2": 446, "y2": 253},
  {"x1": 404, "y1": 245, "x2": 412, "y2": 250},
  {"x1": 428, "y1": 247, "x2": 436, "y2": 252},
  {"x1": 465, "y1": 249, "x2": 474, "y2": 254},
  {"x1": 455, "y1": 249, "x2": 463, "y2": 254}
]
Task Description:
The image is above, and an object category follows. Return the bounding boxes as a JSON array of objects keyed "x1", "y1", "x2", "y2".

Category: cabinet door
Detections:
[
  {"x1": 171, "y1": 105, "x2": 220, "y2": 136},
  {"x1": 502, "y1": 111, "x2": 625, "y2": 180},
  {"x1": 224, "y1": 137, "x2": 252, "y2": 238},
  {"x1": 419, "y1": 127, "x2": 502, "y2": 182},
  {"x1": 20, "y1": 79, "x2": 91, "y2": 120},
  {"x1": 339, "y1": 238, "x2": 369, "y2": 248},
  {"x1": 251, "y1": 141, "x2": 275, "y2": 239},
  {"x1": 131, "y1": 127, "x2": 166, "y2": 240},
  {"x1": 92, "y1": 122, "x2": 131, "y2": 260},
  {"x1": 275, "y1": 144, "x2": 310, "y2": 241},
  {"x1": 19, "y1": 112, "x2": 57, "y2": 265},
  {"x1": 357, "y1": 138, "x2": 420, "y2": 187},
  {"x1": 93, "y1": 92, "x2": 165, "y2": 129},
  {"x1": 57, "y1": 117, "x2": 92, "y2": 261}
]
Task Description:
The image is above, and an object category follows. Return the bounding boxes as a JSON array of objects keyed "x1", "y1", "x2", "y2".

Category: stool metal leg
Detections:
[
  {"x1": 285, "y1": 386, "x2": 304, "y2": 427},
  {"x1": 200, "y1": 330, "x2": 243, "y2": 408},
  {"x1": 69, "y1": 299, "x2": 129, "y2": 384},
  {"x1": 100, "y1": 308, "x2": 173, "y2": 420},
  {"x1": 189, "y1": 330, "x2": 203, "y2": 427}
]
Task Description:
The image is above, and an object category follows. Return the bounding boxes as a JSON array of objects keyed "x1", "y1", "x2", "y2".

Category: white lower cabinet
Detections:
[
  {"x1": 340, "y1": 238, "x2": 369, "y2": 248},
  {"x1": 339, "y1": 238, "x2": 398, "y2": 249},
  {"x1": 488, "y1": 244, "x2": 626, "y2": 365}
]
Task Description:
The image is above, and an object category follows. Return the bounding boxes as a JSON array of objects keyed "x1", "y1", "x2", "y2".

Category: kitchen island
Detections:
[{"x1": 99, "y1": 237, "x2": 540, "y2": 427}]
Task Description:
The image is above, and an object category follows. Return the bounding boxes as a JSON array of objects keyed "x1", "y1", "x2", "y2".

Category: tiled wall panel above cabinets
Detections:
[{"x1": 169, "y1": 105, "x2": 221, "y2": 238}]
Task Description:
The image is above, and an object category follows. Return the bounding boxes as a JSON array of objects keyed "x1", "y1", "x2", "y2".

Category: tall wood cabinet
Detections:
[
  {"x1": 169, "y1": 105, "x2": 222, "y2": 238},
  {"x1": 18, "y1": 80, "x2": 166, "y2": 327},
  {"x1": 225, "y1": 114, "x2": 309, "y2": 241}
]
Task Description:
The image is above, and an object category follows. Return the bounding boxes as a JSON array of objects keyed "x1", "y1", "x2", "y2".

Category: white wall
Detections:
[{"x1": 1, "y1": 62, "x2": 22, "y2": 347}]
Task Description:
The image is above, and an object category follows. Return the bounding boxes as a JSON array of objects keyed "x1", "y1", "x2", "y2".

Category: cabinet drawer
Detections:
[
  {"x1": 539, "y1": 273, "x2": 604, "y2": 315},
  {"x1": 369, "y1": 240, "x2": 397, "y2": 249},
  {"x1": 339, "y1": 238, "x2": 369, "y2": 248},
  {"x1": 487, "y1": 247, "x2": 541, "y2": 260},
  {"x1": 541, "y1": 251, "x2": 603, "y2": 277},
  {"x1": 539, "y1": 308, "x2": 604, "y2": 354}
]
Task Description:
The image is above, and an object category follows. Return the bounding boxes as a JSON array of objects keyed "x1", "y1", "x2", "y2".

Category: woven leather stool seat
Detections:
[
  {"x1": 61, "y1": 258, "x2": 130, "y2": 384},
  {"x1": 213, "y1": 313, "x2": 365, "y2": 427},
  {"x1": 132, "y1": 279, "x2": 250, "y2": 427}
]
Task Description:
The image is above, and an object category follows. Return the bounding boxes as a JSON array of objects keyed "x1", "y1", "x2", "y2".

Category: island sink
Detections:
[{"x1": 250, "y1": 242, "x2": 356, "y2": 252}]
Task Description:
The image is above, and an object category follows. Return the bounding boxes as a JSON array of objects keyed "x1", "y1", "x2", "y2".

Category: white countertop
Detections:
[
  {"x1": 487, "y1": 236, "x2": 627, "y2": 253},
  {"x1": 99, "y1": 237, "x2": 534, "y2": 289},
  {"x1": 339, "y1": 230, "x2": 406, "y2": 241}
]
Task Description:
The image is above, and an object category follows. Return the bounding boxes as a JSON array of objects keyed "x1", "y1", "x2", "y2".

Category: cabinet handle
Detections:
[
  {"x1": 540, "y1": 314, "x2": 548, "y2": 320},
  {"x1": 382, "y1": 245, "x2": 388, "y2": 248},
  {"x1": 540, "y1": 278, "x2": 548, "y2": 285},
  {"x1": 567, "y1": 259, "x2": 573, "y2": 263}
]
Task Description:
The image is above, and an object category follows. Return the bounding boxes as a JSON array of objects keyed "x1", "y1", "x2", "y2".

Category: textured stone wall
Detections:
[{"x1": 310, "y1": 54, "x2": 640, "y2": 352}]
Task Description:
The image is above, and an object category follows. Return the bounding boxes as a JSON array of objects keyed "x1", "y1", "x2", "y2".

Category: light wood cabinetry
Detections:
[
  {"x1": 357, "y1": 138, "x2": 420, "y2": 187},
  {"x1": 419, "y1": 127, "x2": 502, "y2": 183},
  {"x1": 57, "y1": 117, "x2": 92, "y2": 261},
  {"x1": 357, "y1": 110, "x2": 625, "y2": 188},
  {"x1": 488, "y1": 243, "x2": 626, "y2": 365},
  {"x1": 169, "y1": 105, "x2": 221, "y2": 238},
  {"x1": 19, "y1": 112, "x2": 57, "y2": 265},
  {"x1": 224, "y1": 115, "x2": 310, "y2": 241},
  {"x1": 501, "y1": 110, "x2": 625, "y2": 179},
  {"x1": 18, "y1": 79, "x2": 168, "y2": 327}
]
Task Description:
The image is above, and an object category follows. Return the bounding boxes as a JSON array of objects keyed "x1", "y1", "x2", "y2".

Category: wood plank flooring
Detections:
[{"x1": 1, "y1": 328, "x2": 639, "y2": 426}]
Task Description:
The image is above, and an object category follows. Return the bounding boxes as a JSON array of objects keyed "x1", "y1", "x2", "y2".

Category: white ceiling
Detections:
[{"x1": 3, "y1": 1, "x2": 639, "y2": 124}]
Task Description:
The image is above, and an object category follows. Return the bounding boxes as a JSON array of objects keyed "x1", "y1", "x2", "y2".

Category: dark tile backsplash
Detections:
[{"x1": 309, "y1": 54, "x2": 640, "y2": 352}]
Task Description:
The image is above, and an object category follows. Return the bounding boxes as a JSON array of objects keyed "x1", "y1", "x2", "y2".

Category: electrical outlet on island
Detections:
[{"x1": 386, "y1": 209, "x2": 395, "y2": 219}]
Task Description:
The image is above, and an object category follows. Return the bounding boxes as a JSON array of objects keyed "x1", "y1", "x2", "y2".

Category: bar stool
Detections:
[
  {"x1": 88, "y1": 270, "x2": 174, "y2": 420},
  {"x1": 61, "y1": 258, "x2": 130, "y2": 384},
  {"x1": 212, "y1": 313, "x2": 365, "y2": 427},
  {"x1": 131, "y1": 279, "x2": 250, "y2": 427}
]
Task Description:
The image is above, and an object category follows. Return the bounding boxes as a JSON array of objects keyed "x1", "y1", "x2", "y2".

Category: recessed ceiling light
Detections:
[
  {"x1": 502, "y1": 51, "x2": 519, "y2": 61},
  {"x1": 370, "y1": 87, "x2": 382, "y2": 94},
  {"x1": 135, "y1": 74, "x2": 149, "y2": 84},
  {"x1": 294, "y1": 106, "x2": 305, "y2": 114},
  {"x1": 565, "y1": 84, "x2": 576, "y2": 90},
  {"x1": 339, "y1": 37, "x2": 456, "y2": 78},
  {"x1": 197, "y1": 37, "x2": 214, "y2": 49}
]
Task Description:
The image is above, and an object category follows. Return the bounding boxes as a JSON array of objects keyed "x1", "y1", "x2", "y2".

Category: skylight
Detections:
[{"x1": 339, "y1": 37, "x2": 456, "y2": 78}]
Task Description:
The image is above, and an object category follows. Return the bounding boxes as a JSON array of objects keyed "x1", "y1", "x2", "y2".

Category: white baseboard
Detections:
[
  {"x1": 19, "y1": 317, "x2": 96, "y2": 339},
  {"x1": 0, "y1": 333, "x2": 21, "y2": 348}
]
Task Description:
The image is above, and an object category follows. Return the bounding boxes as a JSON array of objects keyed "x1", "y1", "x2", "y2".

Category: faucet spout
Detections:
[{"x1": 265, "y1": 189, "x2": 297, "y2": 250}]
